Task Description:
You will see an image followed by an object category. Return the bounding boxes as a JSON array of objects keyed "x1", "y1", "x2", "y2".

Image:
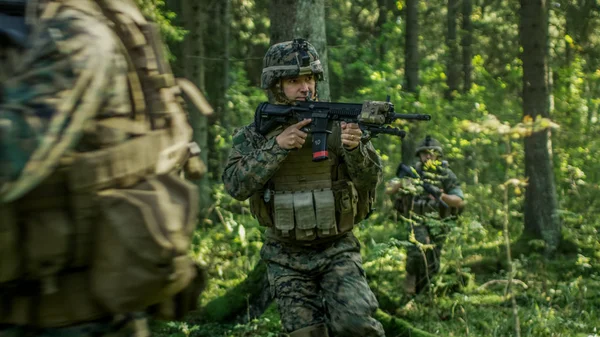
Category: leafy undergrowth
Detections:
[{"x1": 151, "y1": 202, "x2": 600, "y2": 337}]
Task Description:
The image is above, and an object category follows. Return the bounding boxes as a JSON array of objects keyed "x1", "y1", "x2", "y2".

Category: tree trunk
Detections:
[
  {"x1": 519, "y1": 0, "x2": 561, "y2": 254},
  {"x1": 402, "y1": 0, "x2": 421, "y2": 165},
  {"x1": 446, "y1": 0, "x2": 460, "y2": 99},
  {"x1": 168, "y1": 0, "x2": 213, "y2": 215},
  {"x1": 197, "y1": 261, "x2": 272, "y2": 323},
  {"x1": 203, "y1": 0, "x2": 230, "y2": 182},
  {"x1": 375, "y1": 0, "x2": 391, "y2": 57},
  {"x1": 462, "y1": 0, "x2": 473, "y2": 92},
  {"x1": 270, "y1": 0, "x2": 331, "y2": 101},
  {"x1": 404, "y1": 0, "x2": 419, "y2": 94}
]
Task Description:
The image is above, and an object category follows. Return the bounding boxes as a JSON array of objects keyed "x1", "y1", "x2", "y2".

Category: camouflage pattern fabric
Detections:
[
  {"x1": 260, "y1": 233, "x2": 385, "y2": 337},
  {"x1": 0, "y1": 1, "x2": 148, "y2": 335},
  {"x1": 222, "y1": 123, "x2": 381, "y2": 201},
  {"x1": 0, "y1": 2, "x2": 130, "y2": 201},
  {"x1": 261, "y1": 39, "x2": 324, "y2": 90},
  {"x1": 403, "y1": 163, "x2": 463, "y2": 293},
  {"x1": 223, "y1": 121, "x2": 383, "y2": 335}
]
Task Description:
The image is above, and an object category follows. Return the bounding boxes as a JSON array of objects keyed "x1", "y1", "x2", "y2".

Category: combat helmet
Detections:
[
  {"x1": 261, "y1": 38, "x2": 324, "y2": 90},
  {"x1": 415, "y1": 135, "x2": 443, "y2": 157}
]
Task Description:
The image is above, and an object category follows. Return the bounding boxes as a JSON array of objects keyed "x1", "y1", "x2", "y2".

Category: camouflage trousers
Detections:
[
  {"x1": 405, "y1": 223, "x2": 444, "y2": 294},
  {"x1": 260, "y1": 233, "x2": 385, "y2": 337},
  {"x1": 0, "y1": 314, "x2": 149, "y2": 337}
]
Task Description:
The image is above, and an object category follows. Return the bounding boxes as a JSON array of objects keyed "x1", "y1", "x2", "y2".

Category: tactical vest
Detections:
[
  {"x1": 250, "y1": 125, "x2": 364, "y2": 244},
  {"x1": 0, "y1": 0, "x2": 209, "y2": 327}
]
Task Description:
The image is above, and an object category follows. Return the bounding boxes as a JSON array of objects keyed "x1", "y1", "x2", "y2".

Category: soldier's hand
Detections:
[
  {"x1": 341, "y1": 122, "x2": 362, "y2": 150},
  {"x1": 276, "y1": 119, "x2": 312, "y2": 150},
  {"x1": 385, "y1": 178, "x2": 404, "y2": 195}
]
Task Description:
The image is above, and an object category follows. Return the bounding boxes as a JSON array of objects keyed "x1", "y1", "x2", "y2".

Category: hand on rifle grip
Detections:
[{"x1": 276, "y1": 119, "x2": 312, "y2": 150}]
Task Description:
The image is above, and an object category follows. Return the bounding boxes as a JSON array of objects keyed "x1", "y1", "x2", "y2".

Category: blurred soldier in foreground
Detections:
[
  {"x1": 223, "y1": 39, "x2": 385, "y2": 337},
  {"x1": 386, "y1": 136, "x2": 465, "y2": 295},
  {"x1": 0, "y1": 0, "x2": 211, "y2": 335}
]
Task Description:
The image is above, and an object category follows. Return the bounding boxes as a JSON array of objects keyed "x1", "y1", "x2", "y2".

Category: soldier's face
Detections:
[
  {"x1": 282, "y1": 74, "x2": 316, "y2": 101},
  {"x1": 419, "y1": 151, "x2": 438, "y2": 163}
]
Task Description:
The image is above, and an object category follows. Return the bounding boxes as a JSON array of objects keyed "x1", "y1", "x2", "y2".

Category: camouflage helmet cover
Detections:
[
  {"x1": 415, "y1": 135, "x2": 444, "y2": 156},
  {"x1": 261, "y1": 38, "x2": 324, "y2": 89}
]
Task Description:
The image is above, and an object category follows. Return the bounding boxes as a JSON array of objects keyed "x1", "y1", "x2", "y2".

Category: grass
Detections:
[{"x1": 151, "y1": 204, "x2": 600, "y2": 337}]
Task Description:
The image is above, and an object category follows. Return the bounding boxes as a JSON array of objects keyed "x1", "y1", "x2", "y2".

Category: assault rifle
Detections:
[
  {"x1": 254, "y1": 97, "x2": 431, "y2": 162},
  {"x1": 395, "y1": 163, "x2": 448, "y2": 208}
]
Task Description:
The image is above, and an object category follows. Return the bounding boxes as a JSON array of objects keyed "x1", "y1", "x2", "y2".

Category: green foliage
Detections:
[
  {"x1": 135, "y1": 0, "x2": 187, "y2": 43},
  {"x1": 144, "y1": 0, "x2": 600, "y2": 335}
]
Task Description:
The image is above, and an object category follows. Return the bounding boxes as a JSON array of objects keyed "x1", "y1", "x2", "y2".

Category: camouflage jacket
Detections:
[
  {"x1": 414, "y1": 161, "x2": 463, "y2": 200},
  {"x1": 222, "y1": 122, "x2": 382, "y2": 201},
  {"x1": 0, "y1": 3, "x2": 130, "y2": 201},
  {"x1": 388, "y1": 160, "x2": 463, "y2": 217}
]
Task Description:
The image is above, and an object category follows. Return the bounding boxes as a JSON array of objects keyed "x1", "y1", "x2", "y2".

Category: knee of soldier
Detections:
[{"x1": 329, "y1": 316, "x2": 385, "y2": 337}]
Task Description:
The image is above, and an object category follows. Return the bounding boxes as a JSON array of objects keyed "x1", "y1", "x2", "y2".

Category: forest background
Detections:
[{"x1": 138, "y1": 0, "x2": 600, "y2": 336}]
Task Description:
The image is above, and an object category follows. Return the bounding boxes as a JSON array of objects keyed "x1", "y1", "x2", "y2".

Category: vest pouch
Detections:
[
  {"x1": 0, "y1": 204, "x2": 20, "y2": 283},
  {"x1": 354, "y1": 186, "x2": 374, "y2": 223},
  {"x1": 23, "y1": 210, "x2": 71, "y2": 285},
  {"x1": 249, "y1": 191, "x2": 274, "y2": 227},
  {"x1": 91, "y1": 173, "x2": 198, "y2": 313},
  {"x1": 273, "y1": 192, "x2": 295, "y2": 238},
  {"x1": 293, "y1": 191, "x2": 317, "y2": 241},
  {"x1": 332, "y1": 180, "x2": 358, "y2": 233},
  {"x1": 313, "y1": 189, "x2": 337, "y2": 238}
]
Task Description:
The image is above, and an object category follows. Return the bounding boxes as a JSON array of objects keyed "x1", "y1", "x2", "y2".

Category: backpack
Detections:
[{"x1": 0, "y1": 0, "x2": 211, "y2": 325}]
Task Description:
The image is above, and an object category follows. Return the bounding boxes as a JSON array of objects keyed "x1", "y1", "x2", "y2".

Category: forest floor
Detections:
[{"x1": 152, "y1": 208, "x2": 600, "y2": 337}]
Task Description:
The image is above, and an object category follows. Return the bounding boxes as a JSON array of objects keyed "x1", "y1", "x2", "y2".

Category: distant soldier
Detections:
[
  {"x1": 0, "y1": 0, "x2": 210, "y2": 335},
  {"x1": 386, "y1": 136, "x2": 465, "y2": 295},
  {"x1": 222, "y1": 39, "x2": 385, "y2": 337}
]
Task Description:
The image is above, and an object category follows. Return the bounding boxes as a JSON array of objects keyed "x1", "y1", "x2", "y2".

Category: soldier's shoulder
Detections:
[
  {"x1": 41, "y1": 6, "x2": 118, "y2": 54},
  {"x1": 232, "y1": 123, "x2": 260, "y2": 146}
]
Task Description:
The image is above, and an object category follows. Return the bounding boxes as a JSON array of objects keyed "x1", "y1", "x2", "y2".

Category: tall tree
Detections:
[
  {"x1": 375, "y1": 0, "x2": 397, "y2": 57},
  {"x1": 462, "y1": 0, "x2": 473, "y2": 92},
  {"x1": 404, "y1": 0, "x2": 419, "y2": 94},
  {"x1": 446, "y1": 0, "x2": 460, "y2": 99},
  {"x1": 519, "y1": 0, "x2": 561, "y2": 253},
  {"x1": 269, "y1": 0, "x2": 331, "y2": 100},
  {"x1": 402, "y1": 0, "x2": 421, "y2": 165},
  {"x1": 203, "y1": 0, "x2": 231, "y2": 182},
  {"x1": 166, "y1": 0, "x2": 213, "y2": 215}
]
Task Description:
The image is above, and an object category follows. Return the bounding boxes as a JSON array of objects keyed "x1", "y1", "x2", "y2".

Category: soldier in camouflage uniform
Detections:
[
  {"x1": 0, "y1": 0, "x2": 208, "y2": 336},
  {"x1": 223, "y1": 39, "x2": 385, "y2": 337},
  {"x1": 386, "y1": 136, "x2": 464, "y2": 295}
]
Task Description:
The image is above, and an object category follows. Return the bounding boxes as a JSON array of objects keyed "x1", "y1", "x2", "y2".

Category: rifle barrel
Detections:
[{"x1": 392, "y1": 113, "x2": 432, "y2": 121}]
